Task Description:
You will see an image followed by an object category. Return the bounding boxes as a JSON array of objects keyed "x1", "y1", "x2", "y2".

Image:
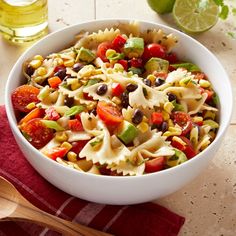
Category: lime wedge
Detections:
[{"x1": 173, "y1": 0, "x2": 219, "y2": 33}]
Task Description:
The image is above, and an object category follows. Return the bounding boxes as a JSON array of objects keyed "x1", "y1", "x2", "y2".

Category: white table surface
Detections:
[{"x1": 0, "y1": 0, "x2": 236, "y2": 235}]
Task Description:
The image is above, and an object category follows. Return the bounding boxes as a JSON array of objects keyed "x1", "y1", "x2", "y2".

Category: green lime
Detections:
[
  {"x1": 173, "y1": 0, "x2": 219, "y2": 33},
  {"x1": 147, "y1": 0, "x2": 176, "y2": 14}
]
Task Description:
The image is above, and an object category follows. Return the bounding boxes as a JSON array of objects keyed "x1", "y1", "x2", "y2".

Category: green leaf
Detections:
[
  {"x1": 219, "y1": 5, "x2": 229, "y2": 20},
  {"x1": 170, "y1": 62, "x2": 201, "y2": 72},
  {"x1": 65, "y1": 105, "x2": 85, "y2": 117},
  {"x1": 41, "y1": 120, "x2": 65, "y2": 131}
]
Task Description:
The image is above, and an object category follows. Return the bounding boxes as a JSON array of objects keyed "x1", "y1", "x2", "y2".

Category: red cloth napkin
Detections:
[{"x1": 0, "y1": 106, "x2": 185, "y2": 236}]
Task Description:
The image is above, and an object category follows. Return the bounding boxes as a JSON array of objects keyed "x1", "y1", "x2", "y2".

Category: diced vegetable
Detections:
[
  {"x1": 142, "y1": 43, "x2": 166, "y2": 62},
  {"x1": 112, "y1": 83, "x2": 124, "y2": 97},
  {"x1": 45, "y1": 107, "x2": 60, "y2": 121},
  {"x1": 151, "y1": 112, "x2": 163, "y2": 125},
  {"x1": 118, "y1": 59, "x2": 128, "y2": 71},
  {"x1": 65, "y1": 105, "x2": 85, "y2": 117},
  {"x1": 145, "y1": 156, "x2": 165, "y2": 173},
  {"x1": 144, "y1": 57, "x2": 169, "y2": 74},
  {"x1": 76, "y1": 47, "x2": 95, "y2": 63},
  {"x1": 19, "y1": 107, "x2": 45, "y2": 125},
  {"x1": 172, "y1": 111, "x2": 192, "y2": 135},
  {"x1": 68, "y1": 119, "x2": 84, "y2": 131},
  {"x1": 117, "y1": 120, "x2": 138, "y2": 144},
  {"x1": 43, "y1": 147, "x2": 68, "y2": 160},
  {"x1": 124, "y1": 37, "x2": 144, "y2": 58},
  {"x1": 112, "y1": 34, "x2": 127, "y2": 49},
  {"x1": 166, "y1": 148, "x2": 188, "y2": 167},
  {"x1": 41, "y1": 120, "x2": 65, "y2": 131},
  {"x1": 48, "y1": 76, "x2": 62, "y2": 88}
]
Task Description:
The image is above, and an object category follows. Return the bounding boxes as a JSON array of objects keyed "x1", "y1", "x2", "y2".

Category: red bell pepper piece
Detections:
[
  {"x1": 112, "y1": 83, "x2": 124, "y2": 97},
  {"x1": 151, "y1": 112, "x2": 163, "y2": 125}
]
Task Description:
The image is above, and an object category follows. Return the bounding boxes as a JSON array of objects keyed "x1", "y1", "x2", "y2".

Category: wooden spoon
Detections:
[{"x1": 0, "y1": 176, "x2": 112, "y2": 236}]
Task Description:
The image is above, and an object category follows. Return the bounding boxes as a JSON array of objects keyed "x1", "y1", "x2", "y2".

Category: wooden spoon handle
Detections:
[{"x1": 7, "y1": 196, "x2": 111, "y2": 236}]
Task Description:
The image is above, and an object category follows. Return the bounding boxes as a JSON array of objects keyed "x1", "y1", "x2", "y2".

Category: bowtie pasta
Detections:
[{"x1": 12, "y1": 22, "x2": 219, "y2": 176}]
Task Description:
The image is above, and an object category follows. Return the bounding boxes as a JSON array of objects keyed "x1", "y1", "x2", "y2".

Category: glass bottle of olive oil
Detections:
[{"x1": 0, "y1": 0, "x2": 48, "y2": 43}]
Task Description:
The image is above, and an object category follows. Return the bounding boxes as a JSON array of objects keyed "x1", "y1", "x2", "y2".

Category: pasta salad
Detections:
[{"x1": 11, "y1": 22, "x2": 219, "y2": 176}]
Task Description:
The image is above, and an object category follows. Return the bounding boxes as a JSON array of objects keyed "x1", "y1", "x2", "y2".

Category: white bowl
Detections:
[{"x1": 5, "y1": 19, "x2": 233, "y2": 205}]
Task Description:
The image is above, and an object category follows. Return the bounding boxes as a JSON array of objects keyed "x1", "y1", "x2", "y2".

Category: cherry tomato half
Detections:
[
  {"x1": 21, "y1": 118, "x2": 54, "y2": 149},
  {"x1": 172, "y1": 111, "x2": 193, "y2": 136},
  {"x1": 97, "y1": 42, "x2": 114, "y2": 62},
  {"x1": 97, "y1": 101, "x2": 123, "y2": 126},
  {"x1": 12, "y1": 85, "x2": 40, "y2": 113},
  {"x1": 171, "y1": 136, "x2": 196, "y2": 159},
  {"x1": 142, "y1": 43, "x2": 166, "y2": 62},
  {"x1": 145, "y1": 156, "x2": 165, "y2": 173},
  {"x1": 43, "y1": 147, "x2": 68, "y2": 160}
]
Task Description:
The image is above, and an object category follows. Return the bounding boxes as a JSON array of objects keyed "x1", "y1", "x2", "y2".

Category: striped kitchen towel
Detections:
[{"x1": 0, "y1": 106, "x2": 185, "y2": 236}]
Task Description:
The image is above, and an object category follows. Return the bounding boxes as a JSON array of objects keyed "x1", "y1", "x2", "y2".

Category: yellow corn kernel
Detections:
[
  {"x1": 55, "y1": 132, "x2": 68, "y2": 142},
  {"x1": 199, "y1": 79, "x2": 211, "y2": 88},
  {"x1": 37, "y1": 67, "x2": 47, "y2": 76},
  {"x1": 164, "y1": 102, "x2": 174, "y2": 114},
  {"x1": 106, "y1": 68, "x2": 113, "y2": 74},
  {"x1": 168, "y1": 119, "x2": 174, "y2": 127},
  {"x1": 87, "y1": 102, "x2": 96, "y2": 111},
  {"x1": 29, "y1": 59, "x2": 42, "y2": 69},
  {"x1": 162, "y1": 110, "x2": 170, "y2": 121},
  {"x1": 146, "y1": 74, "x2": 156, "y2": 83},
  {"x1": 105, "y1": 49, "x2": 116, "y2": 58},
  {"x1": 67, "y1": 151, "x2": 77, "y2": 162},
  {"x1": 163, "y1": 127, "x2": 182, "y2": 137},
  {"x1": 64, "y1": 59, "x2": 74, "y2": 67},
  {"x1": 61, "y1": 142, "x2": 72, "y2": 151},
  {"x1": 33, "y1": 55, "x2": 44, "y2": 61},
  {"x1": 137, "y1": 122, "x2": 149, "y2": 133},
  {"x1": 25, "y1": 102, "x2": 36, "y2": 110},
  {"x1": 111, "y1": 96, "x2": 121, "y2": 105},
  {"x1": 54, "y1": 57, "x2": 64, "y2": 66},
  {"x1": 192, "y1": 116, "x2": 203, "y2": 124},
  {"x1": 71, "y1": 82, "x2": 81, "y2": 91}
]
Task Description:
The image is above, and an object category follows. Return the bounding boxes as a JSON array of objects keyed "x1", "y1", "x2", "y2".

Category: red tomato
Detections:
[
  {"x1": 205, "y1": 90, "x2": 214, "y2": 102},
  {"x1": 112, "y1": 35, "x2": 127, "y2": 50},
  {"x1": 68, "y1": 119, "x2": 84, "y2": 131},
  {"x1": 112, "y1": 83, "x2": 124, "y2": 97},
  {"x1": 43, "y1": 147, "x2": 68, "y2": 160},
  {"x1": 151, "y1": 112, "x2": 163, "y2": 125},
  {"x1": 142, "y1": 43, "x2": 166, "y2": 62},
  {"x1": 83, "y1": 92, "x2": 93, "y2": 100},
  {"x1": 172, "y1": 111, "x2": 193, "y2": 136},
  {"x1": 165, "y1": 52, "x2": 178, "y2": 64},
  {"x1": 21, "y1": 118, "x2": 54, "y2": 149},
  {"x1": 12, "y1": 85, "x2": 40, "y2": 113},
  {"x1": 129, "y1": 58, "x2": 143, "y2": 68},
  {"x1": 145, "y1": 156, "x2": 165, "y2": 173},
  {"x1": 118, "y1": 59, "x2": 128, "y2": 71},
  {"x1": 45, "y1": 107, "x2": 60, "y2": 121},
  {"x1": 171, "y1": 136, "x2": 196, "y2": 159},
  {"x1": 97, "y1": 101, "x2": 123, "y2": 126},
  {"x1": 71, "y1": 140, "x2": 89, "y2": 154},
  {"x1": 97, "y1": 42, "x2": 114, "y2": 62}
]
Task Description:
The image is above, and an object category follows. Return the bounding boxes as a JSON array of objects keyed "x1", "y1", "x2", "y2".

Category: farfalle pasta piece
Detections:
[
  {"x1": 79, "y1": 117, "x2": 130, "y2": 165},
  {"x1": 165, "y1": 69, "x2": 194, "y2": 84},
  {"x1": 65, "y1": 130, "x2": 91, "y2": 142},
  {"x1": 118, "y1": 21, "x2": 140, "y2": 37},
  {"x1": 108, "y1": 161, "x2": 145, "y2": 176},
  {"x1": 75, "y1": 28, "x2": 121, "y2": 50},
  {"x1": 141, "y1": 28, "x2": 178, "y2": 51}
]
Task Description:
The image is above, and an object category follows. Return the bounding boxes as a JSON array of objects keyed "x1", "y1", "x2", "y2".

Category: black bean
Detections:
[
  {"x1": 96, "y1": 84, "x2": 108, "y2": 95},
  {"x1": 64, "y1": 96, "x2": 74, "y2": 107},
  {"x1": 121, "y1": 92, "x2": 129, "y2": 108},
  {"x1": 161, "y1": 121, "x2": 168, "y2": 133},
  {"x1": 54, "y1": 68, "x2": 67, "y2": 80},
  {"x1": 126, "y1": 83, "x2": 138, "y2": 92},
  {"x1": 155, "y1": 78, "x2": 165, "y2": 87},
  {"x1": 73, "y1": 63, "x2": 84, "y2": 72},
  {"x1": 143, "y1": 79, "x2": 151, "y2": 87},
  {"x1": 167, "y1": 92, "x2": 177, "y2": 102},
  {"x1": 26, "y1": 65, "x2": 34, "y2": 76},
  {"x1": 132, "y1": 109, "x2": 143, "y2": 124}
]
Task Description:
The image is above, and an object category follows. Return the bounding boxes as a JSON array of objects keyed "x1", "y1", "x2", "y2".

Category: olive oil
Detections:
[{"x1": 0, "y1": 0, "x2": 48, "y2": 42}]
